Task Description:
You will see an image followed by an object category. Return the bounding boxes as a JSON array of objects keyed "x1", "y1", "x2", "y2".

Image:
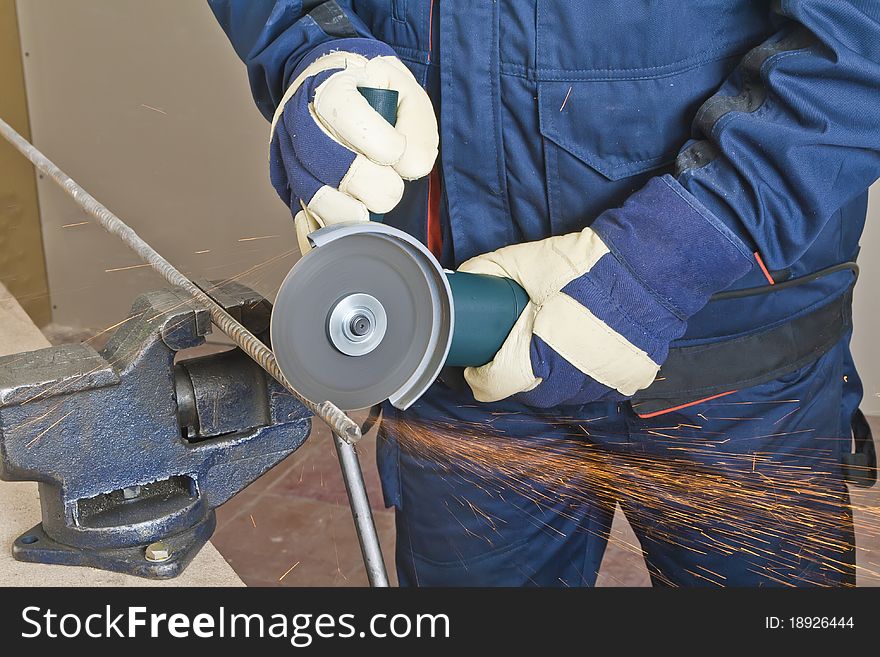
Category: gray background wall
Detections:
[
  {"x1": 852, "y1": 193, "x2": 879, "y2": 414},
  {"x1": 13, "y1": 0, "x2": 880, "y2": 412}
]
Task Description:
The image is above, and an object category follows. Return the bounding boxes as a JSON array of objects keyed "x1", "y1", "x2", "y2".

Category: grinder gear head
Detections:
[{"x1": 271, "y1": 222, "x2": 454, "y2": 411}]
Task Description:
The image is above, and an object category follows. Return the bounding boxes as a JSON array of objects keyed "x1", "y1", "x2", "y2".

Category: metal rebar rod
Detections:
[
  {"x1": 333, "y1": 433, "x2": 390, "y2": 587},
  {"x1": 0, "y1": 116, "x2": 360, "y2": 445}
]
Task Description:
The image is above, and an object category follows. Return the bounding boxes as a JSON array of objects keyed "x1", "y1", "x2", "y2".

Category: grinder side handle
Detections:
[{"x1": 357, "y1": 87, "x2": 399, "y2": 223}]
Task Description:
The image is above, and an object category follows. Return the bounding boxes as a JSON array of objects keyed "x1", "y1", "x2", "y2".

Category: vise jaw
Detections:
[{"x1": 0, "y1": 282, "x2": 311, "y2": 579}]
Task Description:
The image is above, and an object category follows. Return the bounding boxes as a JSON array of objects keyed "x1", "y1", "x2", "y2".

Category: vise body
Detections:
[{"x1": 0, "y1": 282, "x2": 311, "y2": 578}]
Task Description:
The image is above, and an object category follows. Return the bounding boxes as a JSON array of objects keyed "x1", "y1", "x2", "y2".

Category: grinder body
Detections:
[
  {"x1": 271, "y1": 222, "x2": 528, "y2": 410},
  {"x1": 445, "y1": 270, "x2": 529, "y2": 367}
]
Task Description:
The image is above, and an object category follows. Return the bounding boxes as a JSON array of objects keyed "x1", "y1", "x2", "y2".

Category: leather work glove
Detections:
[
  {"x1": 269, "y1": 38, "x2": 439, "y2": 254},
  {"x1": 459, "y1": 175, "x2": 754, "y2": 408}
]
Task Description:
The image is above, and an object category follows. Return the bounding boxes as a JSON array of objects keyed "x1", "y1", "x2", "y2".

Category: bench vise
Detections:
[{"x1": 0, "y1": 282, "x2": 311, "y2": 579}]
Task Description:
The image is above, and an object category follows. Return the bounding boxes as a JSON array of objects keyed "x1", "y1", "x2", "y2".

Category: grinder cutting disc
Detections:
[{"x1": 271, "y1": 223, "x2": 454, "y2": 411}]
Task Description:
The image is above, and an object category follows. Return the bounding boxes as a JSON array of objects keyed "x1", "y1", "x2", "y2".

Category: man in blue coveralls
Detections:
[{"x1": 209, "y1": 1, "x2": 880, "y2": 586}]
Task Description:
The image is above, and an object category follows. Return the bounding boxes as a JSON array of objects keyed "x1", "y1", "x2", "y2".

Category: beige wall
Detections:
[
  {"x1": 0, "y1": 0, "x2": 49, "y2": 325},
  {"x1": 15, "y1": 0, "x2": 297, "y2": 335},
  {"x1": 13, "y1": 1, "x2": 880, "y2": 411}
]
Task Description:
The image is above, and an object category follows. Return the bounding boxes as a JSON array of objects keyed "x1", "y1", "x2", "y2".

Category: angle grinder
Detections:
[{"x1": 270, "y1": 88, "x2": 528, "y2": 411}]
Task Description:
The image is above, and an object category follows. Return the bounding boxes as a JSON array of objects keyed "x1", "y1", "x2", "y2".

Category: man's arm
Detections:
[
  {"x1": 208, "y1": 0, "x2": 375, "y2": 120},
  {"x1": 676, "y1": 0, "x2": 880, "y2": 269}
]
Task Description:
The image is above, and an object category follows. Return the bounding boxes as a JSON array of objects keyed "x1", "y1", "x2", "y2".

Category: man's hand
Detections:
[
  {"x1": 459, "y1": 176, "x2": 754, "y2": 407},
  {"x1": 269, "y1": 38, "x2": 438, "y2": 254}
]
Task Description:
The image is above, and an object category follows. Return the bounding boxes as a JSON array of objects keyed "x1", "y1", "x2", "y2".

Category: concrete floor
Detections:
[{"x1": 211, "y1": 411, "x2": 398, "y2": 586}]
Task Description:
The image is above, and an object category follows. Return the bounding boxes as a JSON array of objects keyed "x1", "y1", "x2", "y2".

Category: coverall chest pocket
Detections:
[
  {"x1": 536, "y1": 64, "x2": 739, "y2": 233},
  {"x1": 534, "y1": 0, "x2": 768, "y2": 232}
]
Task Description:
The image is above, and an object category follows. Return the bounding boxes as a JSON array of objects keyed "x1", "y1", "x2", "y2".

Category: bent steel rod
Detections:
[{"x1": 0, "y1": 117, "x2": 389, "y2": 586}]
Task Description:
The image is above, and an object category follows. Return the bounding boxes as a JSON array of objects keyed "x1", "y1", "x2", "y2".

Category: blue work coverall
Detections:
[{"x1": 211, "y1": 1, "x2": 880, "y2": 586}]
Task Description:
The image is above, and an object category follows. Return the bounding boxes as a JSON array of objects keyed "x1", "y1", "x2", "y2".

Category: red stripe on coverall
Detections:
[
  {"x1": 426, "y1": 0, "x2": 442, "y2": 258},
  {"x1": 635, "y1": 390, "x2": 738, "y2": 419}
]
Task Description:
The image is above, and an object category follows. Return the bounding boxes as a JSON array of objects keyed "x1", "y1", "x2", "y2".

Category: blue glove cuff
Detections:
[{"x1": 591, "y1": 174, "x2": 754, "y2": 319}]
